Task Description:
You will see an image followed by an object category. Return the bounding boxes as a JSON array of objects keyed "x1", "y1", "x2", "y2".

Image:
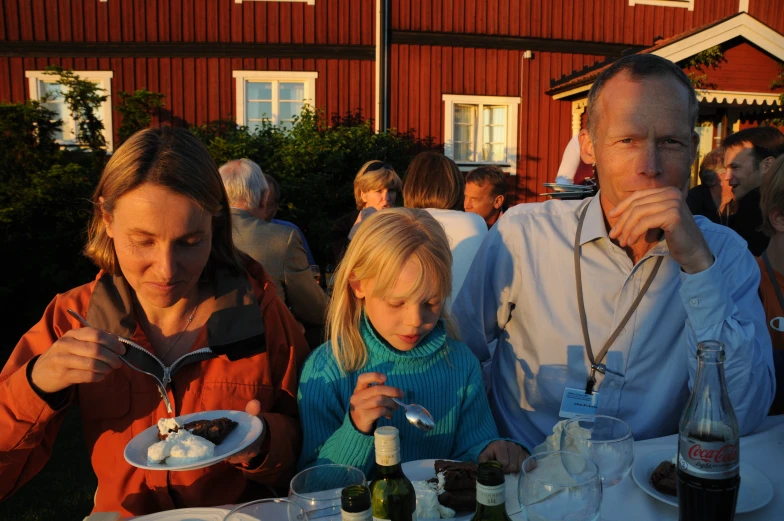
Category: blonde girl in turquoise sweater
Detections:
[{"x1": 297, "y1": 208, "x2": 527, "y2": 477}]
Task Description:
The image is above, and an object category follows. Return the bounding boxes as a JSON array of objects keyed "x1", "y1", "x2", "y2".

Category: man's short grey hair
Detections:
[
  {"x1": 218, "y1": 158, "x2": 269, "y2": 208},
  {"x1": 586, "y1": 54, "x2": 699, "y2": 138}
]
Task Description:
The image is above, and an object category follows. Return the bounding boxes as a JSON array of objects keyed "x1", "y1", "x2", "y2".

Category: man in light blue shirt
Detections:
[{"x1": 453, "y1": 54, "x2": 775, "y2": 451}]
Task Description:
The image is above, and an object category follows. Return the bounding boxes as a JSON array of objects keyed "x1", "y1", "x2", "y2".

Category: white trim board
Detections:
[{"x1": 629, "y1": 0, "x2": 694, "y2": 11}]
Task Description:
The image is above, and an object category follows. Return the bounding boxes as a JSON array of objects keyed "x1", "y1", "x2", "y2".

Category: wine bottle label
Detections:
[
  {"x1": 375, "y1": 450, "x2": 401, "y2": 466},
  {"x1": 476, "y1": 483, "x2": 505, "y2": 506},
  {"x1": 342, "y1": 509, "x2": 372, "y2": 521},
  {"x1": 678, "y1": 438, "x2": 739, "y2": 479}
]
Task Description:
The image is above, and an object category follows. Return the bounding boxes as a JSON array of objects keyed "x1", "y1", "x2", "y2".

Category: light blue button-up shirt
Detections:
[{"x1": 452, "y1": 194, "x2": 775, "y2": 450}]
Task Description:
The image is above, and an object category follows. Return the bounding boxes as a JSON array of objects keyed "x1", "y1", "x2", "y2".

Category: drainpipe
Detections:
[{"x1": 375, "y1": 0, "x2": 389, "y2": 132}]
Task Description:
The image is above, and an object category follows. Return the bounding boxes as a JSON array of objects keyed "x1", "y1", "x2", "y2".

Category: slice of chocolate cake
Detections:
[
  {"x1": 650, "y1": 461, "x2": 677, "y2": 496},
  {"x1": 184, "y1": 417, "x2": 239, "y2": 445},
  {"x1": 433, "y1": 460, "x2": 477, "y2": 512}
]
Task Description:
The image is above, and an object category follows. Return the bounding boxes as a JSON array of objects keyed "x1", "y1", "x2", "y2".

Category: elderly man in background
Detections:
[
  {"x1": 220, "y1": 159, "x2": 328, "y2": 329},
  {"x1": 464, "y1": 165, "x2": 507, "y2": 229},
  {"x1": 261, "y1": 173, "x2": 317, "y2": 267},
  {"x1": 722, "y1": 126, "x2": 784, "y2": 256},
  {"x1": 453, "y1": 54, "x2": 774, "y2": 451}
]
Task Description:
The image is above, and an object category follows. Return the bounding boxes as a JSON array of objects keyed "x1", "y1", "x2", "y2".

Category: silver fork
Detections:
[{"x1": 66, "y1": 309, "x2": 173, "y2": 413}]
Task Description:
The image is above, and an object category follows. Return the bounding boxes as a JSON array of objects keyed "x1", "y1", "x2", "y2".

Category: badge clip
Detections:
[{"x1": 591, "y1": 363, "x2": 625, "y2": 378}]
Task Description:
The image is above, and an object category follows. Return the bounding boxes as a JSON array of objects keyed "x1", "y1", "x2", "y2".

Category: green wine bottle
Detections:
[
  {"x1": 471, "y1": 461, "x2": 512, "y2": 521},
  {"x1": 369, "y1": 426, "x2": 417, "y2": 521},
  {"x1": 342, "y1": 484, "x2": 372, "y2": 521}
]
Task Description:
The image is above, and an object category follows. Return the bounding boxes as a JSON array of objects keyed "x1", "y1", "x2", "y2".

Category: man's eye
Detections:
[{"x1": 619, "y1": 138, "x2": 633, "y2": 144}]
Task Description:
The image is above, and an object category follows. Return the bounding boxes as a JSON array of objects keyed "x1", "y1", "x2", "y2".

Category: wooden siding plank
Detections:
[
  {"x1": 315, "y1": 0, "x2": 326, "y2": 44},
  {"x1": 443, "y1": 0, "x2": 453, "y2": 33},
  {"x1": 486, "y1": 0, "x2": 497, "y2": 35},
  {"x1": 430, "y1": 45, "x2": 442, "y2": 140},
  {"x1": 348, "y1": 58, "x2": 360, "y2": 112},
  {"x1": 465, "y1": 0, "x2": 475, "y2": 33},
  {"x1": 399, "y1": 0, "x2": 410, "y2": 31},
  {"x1": 361, "y1": 58, "x2": 373, "y2": 121},
  {"x1": 195, "y1": 58, "x2": 207, "y2": 124},
  {"x1": 219, "y1": 57, "x2": 231, "y2": 120},
  {"x1": 181, "y1": 0, "x2": 194, "y2": 41},
  {"x1": 182, "y1": 57, "x2": 195, "y2": 125},
  {"x1": 170, "y1": 0, "x2": 182, "y2": 41},
  {"x1": 4, "y1": 1, "x2": 19, "y2": 40},
  {"x1": 303, "y1": 2, "x2": 315, "y2": 44},
  {"x1": 219, "y1": 0, "x2": 231, "y2": 42},
  {"x1": 418, "y1": 44, "x2": 430, "y2": 133},
  {"x1": 158, "y1": 0, "x2": 170, "y2": 41},
  {"x1": 326, "y1": 57, "x2": 339, "y2": 117},
  {"x1": 159, "y1": 56, "x2": 172, "y2": 125},
  {"x1": 31, "y1": 0, "x2": 46, "y2": 40},
  {"x1": 171, "y1": 57, "x2": 185, "y2": 125}
]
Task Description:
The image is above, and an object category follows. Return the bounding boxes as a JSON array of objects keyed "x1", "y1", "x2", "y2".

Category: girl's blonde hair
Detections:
[
  {"x1": 353, "y1": 160, "x2": 402, "y2": 210},
  {"x1": 327, "y1": 207, "x2": 458, "y2": 372},
  {"x1": 760, "y1": 154, "x2": 784, "y2": 236}
]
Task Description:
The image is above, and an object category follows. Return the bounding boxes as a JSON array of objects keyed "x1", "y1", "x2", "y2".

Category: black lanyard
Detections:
[
  {"x1": 574, "y1": 203, "x2": 664, "y2": 394},
  {"x1": 761, "y1": 250, "x2": 784, "y2": 312}
]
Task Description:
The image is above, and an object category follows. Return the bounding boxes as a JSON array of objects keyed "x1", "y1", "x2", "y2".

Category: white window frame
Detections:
[
  {"x1": 25, "y1": 70, "x2": 114, "y2": 151},
  {"x1": 232, "y1": 70, "x2": 317, "y2": 130},
  {"x1": 629, "y1": 0, "x2": 694, "y2": 10},
  {"x1": 442, "y1": 94, "x2": 519, "y2": 175},
  {"x1": 234, "y1": 0, "x2": 315, "y2": 5}
]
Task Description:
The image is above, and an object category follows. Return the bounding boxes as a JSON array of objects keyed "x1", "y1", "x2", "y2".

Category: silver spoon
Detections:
[
  {"x1": 391, "y1": 397, "x2": 436, "y2": 432},
  {"x1": 66, "y1": 309, "x2": 173, "y2": 413}
]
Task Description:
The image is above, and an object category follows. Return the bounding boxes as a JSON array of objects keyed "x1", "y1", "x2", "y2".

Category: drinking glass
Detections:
[
  {"x1": 223, "y1": 498, "x2": 307, "y2": 521},
  {"x1": 289, "y1": 464, "x2": 366, "y2": 520},
  {"x1": 519, "y1": 450, "x2": 603, "y2": 521},
  {"x1": 310, "y1": 265, "x2": 322, "y2": 286},
  {"x1": 560, "y1": 415, "x2": 634, "y2": 487}
]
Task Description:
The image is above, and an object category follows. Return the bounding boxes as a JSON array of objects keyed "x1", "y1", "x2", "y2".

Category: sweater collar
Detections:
[{"x1": 360, "y1": 313, "x2": 447, "y2": 361}]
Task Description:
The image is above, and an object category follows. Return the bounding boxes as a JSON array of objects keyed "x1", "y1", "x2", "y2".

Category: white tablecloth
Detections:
[
  {"x1": 576, "y1": 415, "x2": 784, "y2": 521},
  {"x1": 122, "y1": 416, "x2": 783, "y2": 520}
]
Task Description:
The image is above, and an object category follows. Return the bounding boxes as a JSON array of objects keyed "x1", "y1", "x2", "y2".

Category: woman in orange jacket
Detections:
[{"x1": 0, "y1": 127, "x2": 310, "y2": 517}]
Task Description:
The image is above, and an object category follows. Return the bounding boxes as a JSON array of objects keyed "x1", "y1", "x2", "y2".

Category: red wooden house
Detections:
[{"x1": 1, "y1": 0, "x2": 783, "y2": 203}]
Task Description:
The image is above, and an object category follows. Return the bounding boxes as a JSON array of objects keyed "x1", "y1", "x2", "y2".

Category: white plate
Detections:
[
  {"x1": 124, "y1": 410, "x2": 263, "y2": 471},
  {"x1": 132, "y1": 507, "x2": 230, "y2": 520},
  {"x1": 543, "y1": 183, "x2": 594, "y2": 192},
  {"x1": 631, "y1": 449, "x2": 774, "y2": 514},
  {"x1": 401, "y1": 459, "x2": 521, "y2": 520}
]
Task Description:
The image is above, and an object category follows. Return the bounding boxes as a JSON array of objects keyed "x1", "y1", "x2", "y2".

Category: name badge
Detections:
[{"x1": 559, "y1": 387, "x2": 600, "y2": 419}]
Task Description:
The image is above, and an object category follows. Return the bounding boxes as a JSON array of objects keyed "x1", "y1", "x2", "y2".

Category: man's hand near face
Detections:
[{"x1": 608, "y1": 186, "x2": 714, "y2": 274}]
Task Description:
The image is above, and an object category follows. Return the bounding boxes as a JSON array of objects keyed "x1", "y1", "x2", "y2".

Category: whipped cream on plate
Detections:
[
  {"x1": 147, "y1": 419, "x2": 216, "y2": 466},
  {"x1": 411, "y1": 480, "x2": 456, "y2": 519}
]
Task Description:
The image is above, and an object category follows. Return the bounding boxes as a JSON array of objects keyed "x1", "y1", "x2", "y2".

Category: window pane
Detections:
[
  {"x1": 279, "y1": 82, "x2": 305, "y2": 101},
  {"x1": 279, "y1": 101, "x2": 303, "y2": 122},
  {"x1": 490, "y1": 143, "x2": 505, "y2": 162},
  {"x1": 491, "y1": 125, "x2": 505, "y2": 143},
  {"x1": 483, "y1": 106, "x2": 506, "y2": 125},
  {"x1": 247, "y1": 81, "x2": 272, "y2": 101},
  {"x1": 455, "y1": 143, "x2": 472, "y2": 162},
  {"x1": 247, "y1": 120, "x2": 264, "y2": 133},
  {"x1": 247, "y1": 101, "x2": 272, "y2": 120},
  {"x1": 455, "y1": 104, "x2": 475, "y2": 125},
  {"x1": 454, "y1": 105, "x2": 476, "y2": 161}
]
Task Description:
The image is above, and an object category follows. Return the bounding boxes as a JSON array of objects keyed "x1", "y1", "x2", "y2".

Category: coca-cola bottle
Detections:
[{"x1": 677, "y1": 340, "x2": 740, "y2": 521}]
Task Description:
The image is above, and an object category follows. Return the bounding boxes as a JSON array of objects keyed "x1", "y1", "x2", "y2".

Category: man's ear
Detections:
[
  {"x1": 770, "y1": 208, "x2": 784, "y2": 235},
  {"x1": 578, "y1": 129, "x2": 595, "y2": 166},
  {"x1": 760, "y1": 156, "x2": 776, "y2": 177},
  {"x1": 690, "y1": 130, "x2": 700, "y2": 166},
  {"x1": 493, "y1": 195, "x2": 505, "y2": 210},
  {"x1": 349, "y1": 276, "x2": 366, "y2": 299},
  {"x1": 99, "y1": 197, "x2": 114, "y2": 238}
]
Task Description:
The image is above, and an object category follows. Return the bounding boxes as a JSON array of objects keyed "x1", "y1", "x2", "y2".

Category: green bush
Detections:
[
  {"x1": 117, "y1": 89, "x2": 165, "y2": 144},
  {"x1": 191, "y1": 108, "x2": 438, "y2": 264}
]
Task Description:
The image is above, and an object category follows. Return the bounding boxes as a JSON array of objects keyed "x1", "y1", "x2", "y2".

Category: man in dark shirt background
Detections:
[{"x1": 721, "y1": 127, "x2": 784, "y2": 256}]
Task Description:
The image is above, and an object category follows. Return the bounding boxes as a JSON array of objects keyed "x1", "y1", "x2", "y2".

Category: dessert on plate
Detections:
[
  {"x1": 147, "y1": 416, "x2": 239, "y2": 465},
  {"x1": 650, "y1": 457, "x2": 677, "y2": 496}
]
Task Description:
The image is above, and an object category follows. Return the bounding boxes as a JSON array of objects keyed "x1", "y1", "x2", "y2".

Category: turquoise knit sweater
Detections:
[{"x1": 297, "y1": 315, "x2": 501, "y2": 477}]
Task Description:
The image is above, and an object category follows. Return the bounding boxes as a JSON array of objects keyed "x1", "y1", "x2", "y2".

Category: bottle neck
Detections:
[{"x1": 375, "y1": 459, "x2": 404, "y2": 478}]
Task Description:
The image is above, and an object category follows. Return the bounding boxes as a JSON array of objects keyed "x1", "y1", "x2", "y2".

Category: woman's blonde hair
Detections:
[
  {"x1": 760, "y1": 154, "x2": 784, "y2": 237},
  {"x1": 353, "y1": 160, "x2": 402, "y2": 210},
  {"x1": 403, "y1": 152, "x2": 464, "y2": 210},
  {"x1": 327, "y1": 208, "x2": 458, "y2": 372},
  {"x1": 85, "y1": 127, "x2": 246, "y2": 277}
]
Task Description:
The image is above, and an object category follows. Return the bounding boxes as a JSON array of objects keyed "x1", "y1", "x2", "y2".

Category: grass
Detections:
[{"x1": 0, "y1": 406, "x2": 97, "y2": 521}]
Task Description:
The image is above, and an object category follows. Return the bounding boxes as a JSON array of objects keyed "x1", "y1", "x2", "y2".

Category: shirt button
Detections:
[
  {"x1": 690, "y1": 298, "x2": 699, "y2": 307},
  {"x1": 621, "y1": 328, "x2": 627, "y2": 335}
]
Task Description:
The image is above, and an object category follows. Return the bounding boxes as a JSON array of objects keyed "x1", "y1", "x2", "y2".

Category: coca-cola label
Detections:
[{"x1": 678, "y1": 438, "x2": 739, "y2": 479}]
